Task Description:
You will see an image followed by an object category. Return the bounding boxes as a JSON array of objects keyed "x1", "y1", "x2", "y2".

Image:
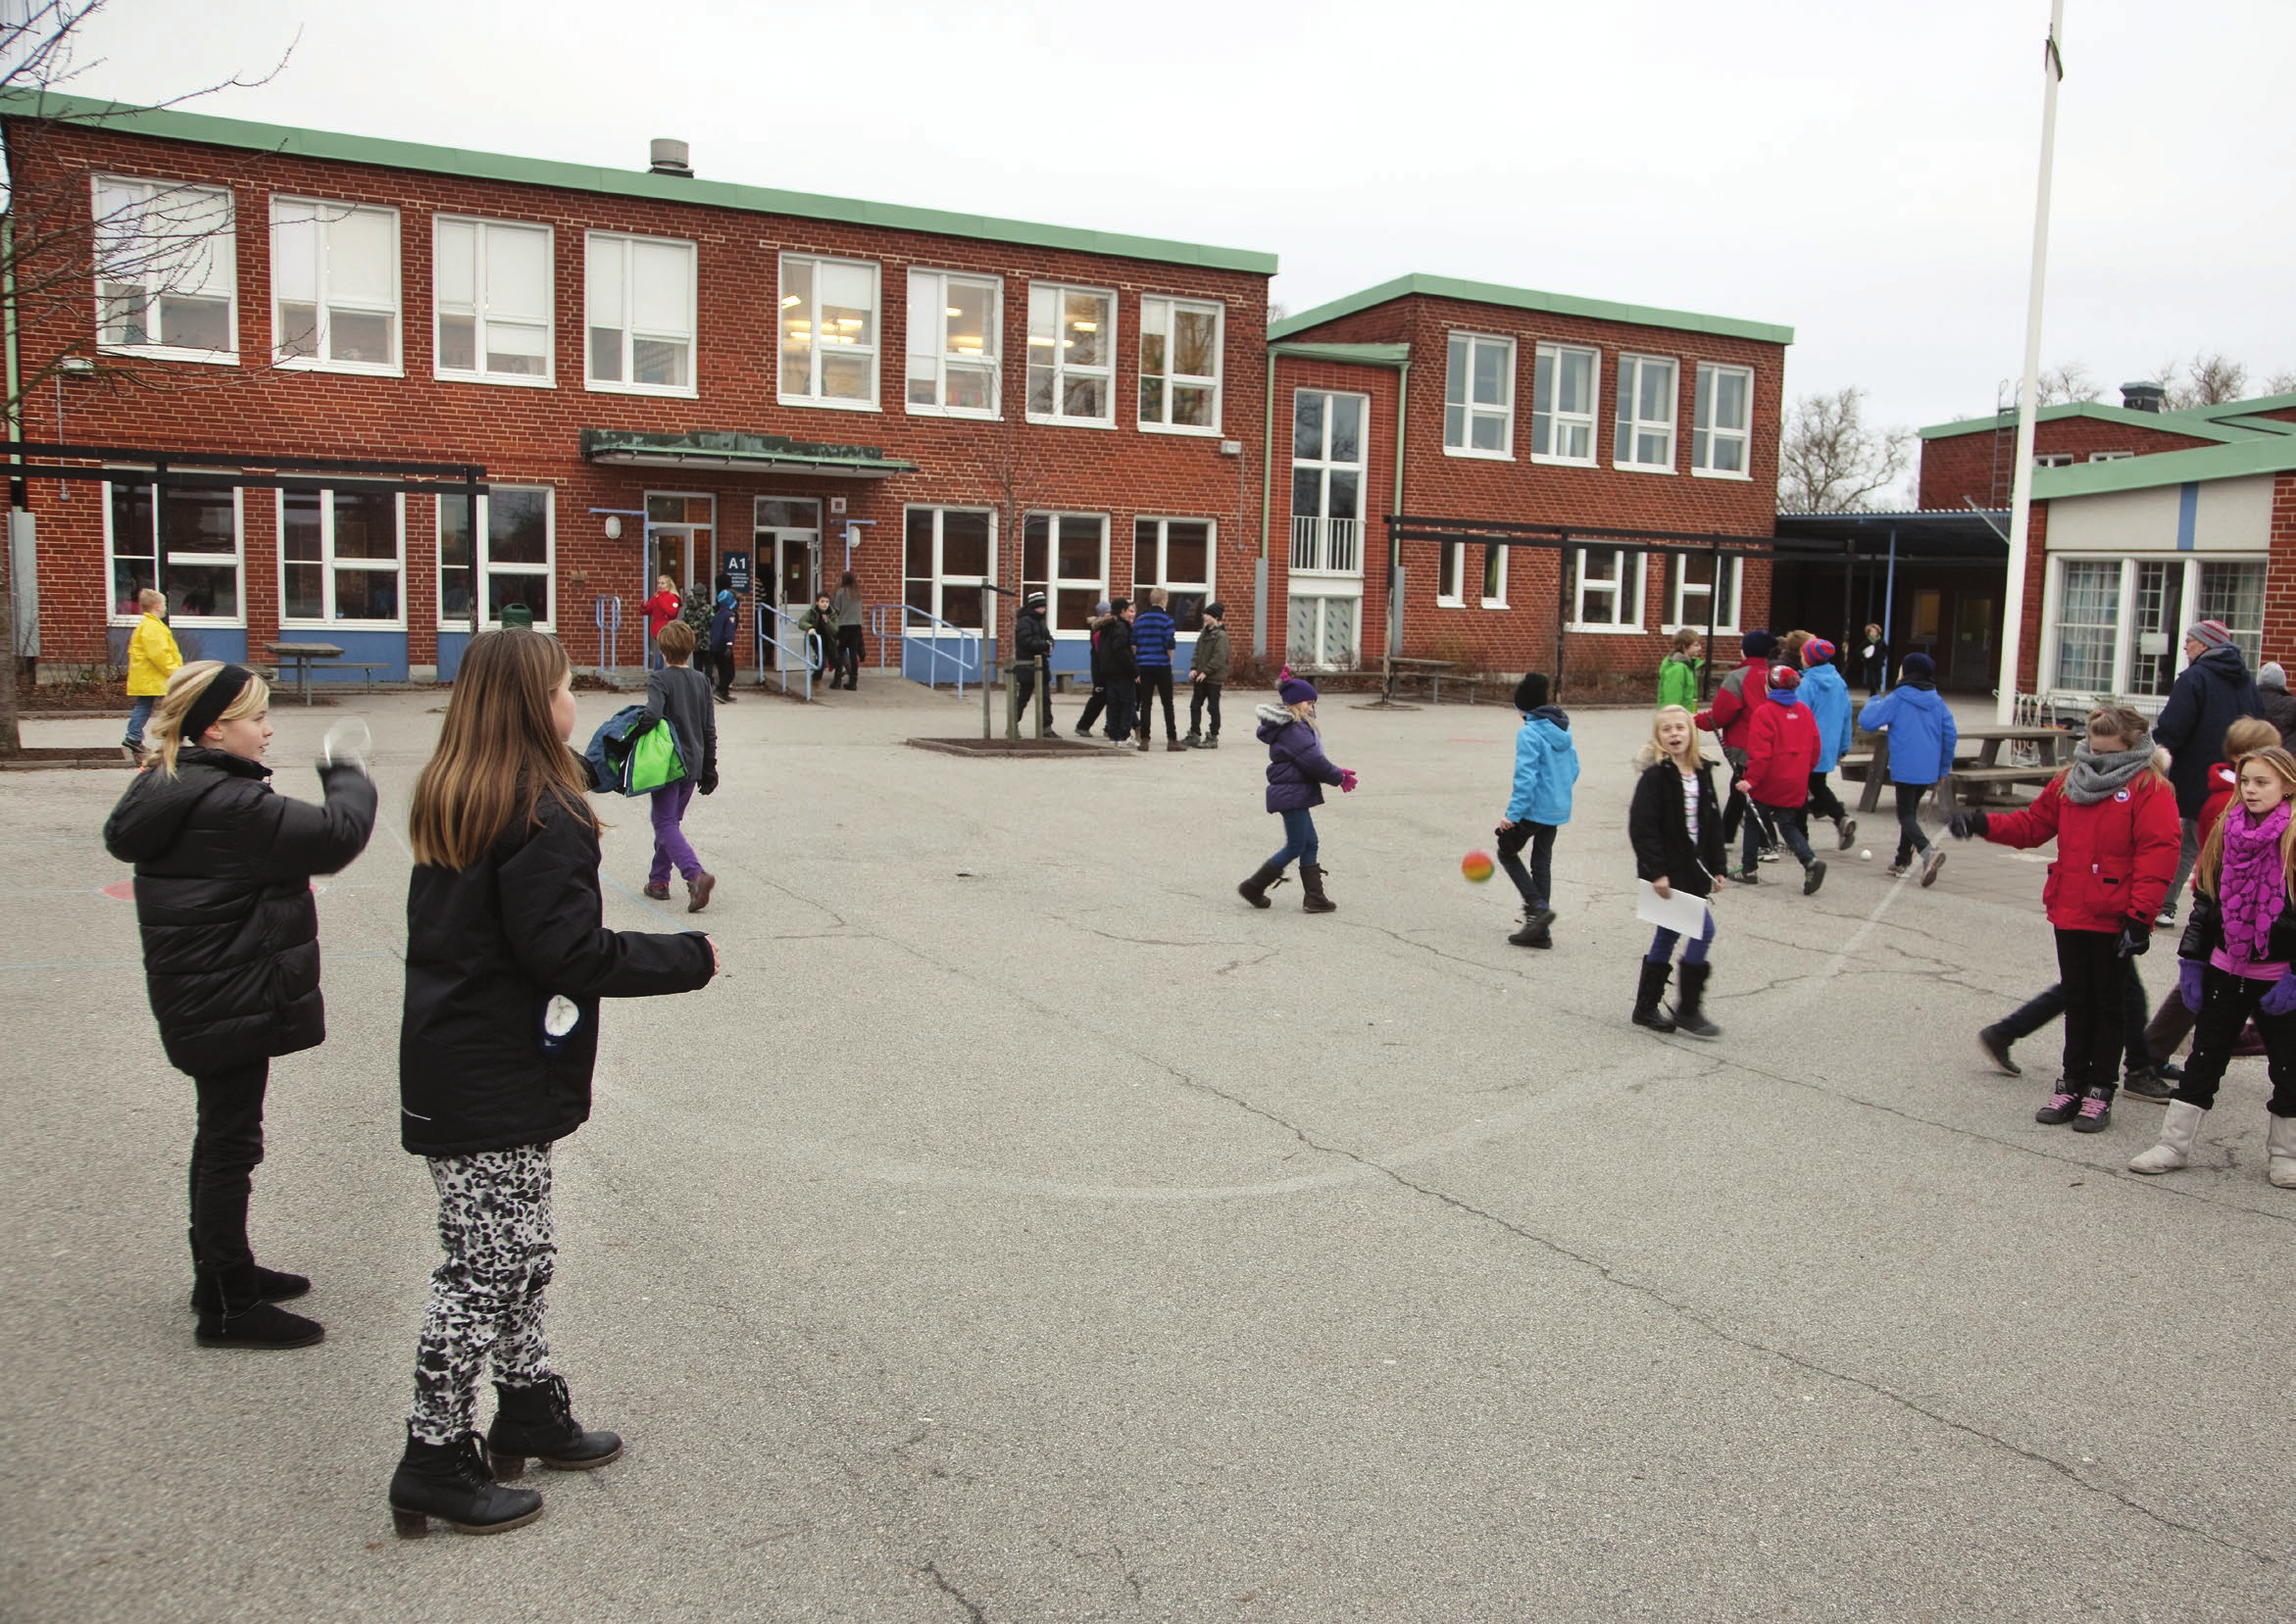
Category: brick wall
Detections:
[
  {"x1": 2266, "y1": 473, "x2": 2296, "y2": 665},
  {"x1": 1917, "y1": 418, "x2": 2220, "y2": 509},
  {"x1": 2016, "y1": 503, "x2": 2051, "y2": 693}
]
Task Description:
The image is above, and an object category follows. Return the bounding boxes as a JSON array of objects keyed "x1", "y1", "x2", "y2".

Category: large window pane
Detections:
[
  {"x1": 2053, "y1": 561, "x2": 2121, "y2": 690},
  {"x1": 942, "y1": 511, "x2": 991, "y2": 577}
]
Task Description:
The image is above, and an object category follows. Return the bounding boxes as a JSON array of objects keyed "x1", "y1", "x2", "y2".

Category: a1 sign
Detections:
[{"x1": 722, "y1": 550, "x2": 752, "y2": 591}]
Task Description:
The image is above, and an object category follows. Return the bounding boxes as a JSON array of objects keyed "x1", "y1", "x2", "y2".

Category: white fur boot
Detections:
[
  {"x1": 2129, "y1": 1100, "x2": 2207, "y2": 1175},
  {"x1": 2267, "y1": 1113, "x2": 2296, "y2": 1189}
]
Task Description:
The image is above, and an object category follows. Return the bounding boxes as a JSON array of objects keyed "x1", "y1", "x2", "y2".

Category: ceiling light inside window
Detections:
[{"x1": 780, "y1": 294, "x2": 801, "y2": 307}]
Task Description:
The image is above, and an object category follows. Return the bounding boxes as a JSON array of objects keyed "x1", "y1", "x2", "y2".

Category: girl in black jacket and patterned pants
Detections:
[
  {"x1": 103, "y1": 662, "x2": 376, "y2": 1351},
  {"x1": 388, "y1": 629, "x2": 718, "y2": 1538},
  {"x1": 1627, "y1": 707, "x2": 1729, "y2": 1038}
]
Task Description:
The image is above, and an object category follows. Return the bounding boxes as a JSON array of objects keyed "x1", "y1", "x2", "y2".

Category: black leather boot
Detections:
[
  {"x1": 1673, "y1": 961, "x2": 1722, "y2": 1039},
  {"x1": 1632, "y1": 960, "x2": 1676, "y2": 1032},
  {"x1": 1299, "y1": 863, "x2": 1337, "y2": 913},
  {"x1": 1237, "y1": 861, "x2": 1287, "y2": 909},
  {"x1": 194, "y1": 1265, "x2": 324, "y2": 1349},
  {"x1": 389, "y1": 1427, "x2": 544, "y2": 1537},
  {"x1": 485, "y1": 1373, "x2": 624, "y2": 1479}
]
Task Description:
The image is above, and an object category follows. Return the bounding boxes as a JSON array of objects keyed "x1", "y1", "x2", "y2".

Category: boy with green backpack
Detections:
[{"x1": 642, "y1": 618, "x2": 719, "y2": 910}]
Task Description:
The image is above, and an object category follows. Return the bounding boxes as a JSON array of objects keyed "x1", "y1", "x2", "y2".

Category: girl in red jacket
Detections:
[
  {"x1": 1947, "y1": 706, "x2": 2179, "y2": 1133},
  {"x1": 2129, "y1": 744, "x2": 2296, "y2": 1184}
]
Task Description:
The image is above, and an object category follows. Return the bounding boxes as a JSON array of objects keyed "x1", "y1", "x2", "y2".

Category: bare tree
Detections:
[
  {"x1": 2147, "y1": 352, "x2": 2255, "y2": 412},
  {"x1": 1777, "y1": 387, "x2": 1912, "y2": 514},
  {"x1": 2035, "y1": 362, "x2": 2100, "y2": 405},
  {"x1": 2268, "y1": 369, "x2": 2296, "y2": 398}
]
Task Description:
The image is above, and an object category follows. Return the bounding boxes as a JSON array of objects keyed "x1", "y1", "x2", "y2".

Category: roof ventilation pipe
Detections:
[
  {"x1": 2120, "y1": 380, "x2": 2166, "y2": 413},
  {"x1": 649, "y1": 138, "x2": 692, "y2": 177}
]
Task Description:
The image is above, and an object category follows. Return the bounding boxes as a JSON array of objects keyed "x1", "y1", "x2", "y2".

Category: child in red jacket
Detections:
[
  {"x1": 1697, "y1": 630, "x2": 1780, "y2": 869},
  {"x1": 1734, "y1": 664, "x2": 1826, "y2": 895},
  {"x1": 1949, "y1": 706, "x2": 2180, "y2": 1133}
]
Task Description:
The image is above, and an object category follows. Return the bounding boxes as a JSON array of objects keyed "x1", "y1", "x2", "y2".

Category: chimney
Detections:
[
  {"x1": 648, "y1": 138, "x2": 692, "y2": 177},
  {"x1": 2121, "y1": 380, "x2": 2167, "y2": 414}
]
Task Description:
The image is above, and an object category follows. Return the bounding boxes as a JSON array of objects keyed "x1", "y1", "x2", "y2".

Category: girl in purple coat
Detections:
[{"x1": 1237, "y1": 671, "x2": 1357, "y2": 913}]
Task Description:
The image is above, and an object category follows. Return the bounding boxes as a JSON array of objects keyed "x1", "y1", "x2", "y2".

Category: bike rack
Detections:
[{"x1": 592, "y1": 595, "x2": 623, "y2": 683}]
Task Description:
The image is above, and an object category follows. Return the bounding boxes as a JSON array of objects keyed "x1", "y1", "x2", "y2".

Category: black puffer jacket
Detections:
[
  {"x1": 2153, "y1": 645, "x2": 2262, "y2": 817},
  {"x1": 1628, "y1": 757, "x2": 1727, "y2": 899},
  {"x1": 102, "y1": 749, "x2": 377, "y2": 1075},
  {"x1": 399, "y1": 784, "x2": 715, "y2": 1157}
]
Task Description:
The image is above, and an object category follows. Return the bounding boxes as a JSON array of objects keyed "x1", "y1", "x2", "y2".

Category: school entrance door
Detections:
[{"x1": 755, "y1": 497, "x2": 821, "y2": 667}]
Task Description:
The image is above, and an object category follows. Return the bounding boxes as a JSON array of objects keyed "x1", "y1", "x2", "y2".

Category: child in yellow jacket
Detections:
[{"x1": 126, "y1": 589, "x2": 183, "y2": 757}]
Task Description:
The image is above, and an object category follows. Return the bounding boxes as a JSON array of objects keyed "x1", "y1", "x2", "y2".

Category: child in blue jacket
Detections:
[
  {"x1": 1496, "y1": 671, "x2": 1579, "y2": 948},
  {"x1": 1857, "y1": 651, "x2": 1957, "y2": 884},
  {"x1": 1797, "y1": 638, "x2": 1858, "y2": 851}
]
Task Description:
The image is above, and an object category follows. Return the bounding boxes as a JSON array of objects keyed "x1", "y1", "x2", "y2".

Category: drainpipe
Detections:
[
  {"x1": 1388, "y1": 357, "x2": 1409, "y2": 660},
  {"x1": 1256, "y1": 346, "x2": 1274, "y2": 661},
  {"x1": 4, "y1": 215, "x2": 21, "y2": 510}
]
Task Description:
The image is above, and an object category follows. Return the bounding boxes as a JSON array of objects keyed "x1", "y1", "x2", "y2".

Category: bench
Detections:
[
  {"x1": 1941, "y1": 763, "x2": 2058, "y2": 810},
  {"x1": 310, "y1": 662, "x2": 389, "y2": 693}
]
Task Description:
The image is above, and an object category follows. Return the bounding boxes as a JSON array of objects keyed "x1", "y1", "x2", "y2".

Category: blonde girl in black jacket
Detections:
[
  {"x1": 102, "y1": 662, "x2": 376, "y2": 1351},
  {"x1": 387, "y1": 629, "x2": 718, "y2": 1538}
]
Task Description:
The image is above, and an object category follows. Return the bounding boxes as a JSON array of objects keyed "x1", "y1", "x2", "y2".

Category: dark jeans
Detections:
[
  {"x1": 2173, "y1": 964, "x2": 2296, "y2": 1112},
  {"x1": 1270, "y1": 806, "x2": 1320, "y2": 868},
  {"x1": 1806, "y1": 771, "x2": 1848, "y2": 826},
  {"x1": 1078, "y1": 686, "x2": 1107, "y2": 732},
  {"x1": 189, "y1": 1058, "x2": 270, "y2": 1300},
  {"x1": 1893, "y1": 783, "x2": 1933, "y2": 864},
  {"x1": 1647, "y1": 905, "x2": 1717, "y2": 965},
  {"x1": 836, "y1": 624, "x2": 864, "y2": 686},
  {"x1": 1758, "y1": 803, "x2": 1816, "y2": 870},
  {"x1": 1738, "y1": 795, "x2": 1777, "y2": 872},
  {"x1": 1189, "y1": 679, "x2": 1223, "y2": 739},
  {"x1": 1011, "y1": 662, "x2": 1052, "y2": 731},
  {"x1": 2000, "y1": 958, "x2": 2151, "y2": 1075},
  {"x1": 1496, "y1": 820, "x2": 1556, "y2": 911},
  {"x1": 2054, "y1": 927, "x2": 2128, "y2": 1092},
  {"x1": 1136, "y1": 666, "x2": 1177, "y2": 740},
  {"x1": 711, "y1": 646, "x2": 734, "y2": 698},
  {"x1": 1106, "y1": 681, "x2": 1136, "y2": 743}
]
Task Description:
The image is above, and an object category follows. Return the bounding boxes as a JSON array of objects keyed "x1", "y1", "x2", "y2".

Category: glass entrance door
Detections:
[
  {"x1": 754, "y1": 497, "x2": 822, "y2": 668},
  {"x1": 646, "y1": 492, "x2": 716, "y2": 604}
]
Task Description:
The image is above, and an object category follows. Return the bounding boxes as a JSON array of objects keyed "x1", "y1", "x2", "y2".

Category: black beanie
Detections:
[
  {"x1": 1741, "y1": 629, "x2": 1777, "y2": 658},
  {"x1": 1514, "y1": 671, "x2": 1549, "y2": 712}
]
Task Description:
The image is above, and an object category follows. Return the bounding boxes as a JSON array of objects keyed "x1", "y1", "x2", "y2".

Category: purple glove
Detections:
[
  {"x1": 2262, "y1": 970, "x2": 2296, "y2": 1018},
  {"x1": 1338, "y1": 768, "x2": 1359, "y2": 794},
  {"x1": 2179, "y1": 958, "x2": 2205, "y2": 1013}
]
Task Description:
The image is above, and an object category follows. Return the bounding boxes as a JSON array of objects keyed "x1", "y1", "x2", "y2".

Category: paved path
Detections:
[{"x1": 3, "y1": 687, "x2": 2287, "y2": 1621}]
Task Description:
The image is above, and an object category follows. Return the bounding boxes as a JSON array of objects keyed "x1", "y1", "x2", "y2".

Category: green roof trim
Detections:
[
  {"x1": 1269, "y1": 340, "x2": 1411, "y2": 366},
  {"x1": 2031, "y1": 433, "x2": 2296, "y2": 500},
  {"x1": 2180, "y1": 390, "x2": 2296, "y2": 422},
  {"x1": 1268, "y1": 272, "x2": 1792, "y2": 347},
  {"x1": 579, "y1": 427, "x2": 917, "y2": 476},
  {"x1": 2210, "y1": 414, "x2": 2296, "y2": 437},
  {"x1": 1, "y1": 90, "x2": 1279, "y2": 276},
  {"x1": 1917, "y1": 400, "x2": 2262, "y2": 444}
]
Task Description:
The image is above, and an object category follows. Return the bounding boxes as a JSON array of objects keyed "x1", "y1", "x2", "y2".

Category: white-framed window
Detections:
[
  {"x1": 279, "y1": 488, "x2": 404, "y2": 626},
  {"x1": 434, "y1": 217, "x2": 553, "y2": 386},
  {"x1": 1022, "y1": 513, "x2": 1108, "y2": 634},
  {"x1": 2046, "y1": 555, "x2": 2267, "y2": 696},
  {"x1": 1288, "y1": 594, "x2": 1360, "y2": 669},
  {"x1": 106, "y1": 478, "x2": 243, "y2": 624},
  {"x1": 2035, "y1": 453, "x2": 2075, "y2": 468},
  {"x1": 1615, "y1": 355, "x2": 1678, "y2": 470},
  {"x1": 272, "y1": 197, "x2": 401, "y2": 372},
  {"x1": 1437, "y1": 543, "x2": 1464, "y2": 605},
  {"x1": 1479, "y1": 541, "x2": 1507, "y2": 607},
  {"x1": 779, "y1": 253, "x2": 878, "y2": 409},
  {"x1": 2089, "y1": 450, "x2": 2134, "y2": 463},
  {"x1": 1139, "y1": 295, "x2": 1222, "y2": 432},
  {"x1": 904, "y1": 506, "x2": 995, "y2": 630},
  {"x1": 585, "y1": 231, "x2": 695, "y2": 395},
  {"x1": 1132, "y1": 517, "x2": 1215, "y2": 632},
  {"x1": 1692, "y1": 363, "x2": 1753, "y2": 477},
  {"x1": 438, "y1": 486, "x2": 554, "y2": 628},
  {"x1": 92, "y1": 175, "x2": 236, "y2": 363},
  {"x1": 1290, "y1": 390, "x2": 1366, "y2": 576},
  {"x1": 1531, "y1": 343, "x2": 1599, "y2": 464},
  {"x1": 1443, "y1": 332, "x2": 1513, "y2": 456},
  {"x1": 1669, "y1": 554, "x2": 1742, "y2": 632},
  {"x1": 1570, "y1": 547, "x2": 1644, "y2": 630},
  {"x1": 1437, "y1": 541, "x2": 1507, "y2": 607},
  {"x1": 2050, "y1": 559, "x2": 2122, "y2": 691},
  {"x1": 905, "y1": 269, "x2": 999, "y2": 417},
  {"x1": 1025, "y1": 284, "x2": 1115, "y2": 424}
]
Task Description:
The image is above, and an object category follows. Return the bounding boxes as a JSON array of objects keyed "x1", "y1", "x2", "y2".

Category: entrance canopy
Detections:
[
  {"x1": 580, "y1": 427, "x2": 917, "y2": 479},
  {"x1": 1773, "y1": 508, "x2": 2009, "y2": 566}
]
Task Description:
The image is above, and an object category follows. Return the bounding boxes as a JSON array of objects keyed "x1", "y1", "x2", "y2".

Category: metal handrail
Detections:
[
  {"x1": 887, "y1": 602, "x2": 978, "y2": 698},
  {"x1": 753, "y1": 600, "x2": 824, "y2": 700}
]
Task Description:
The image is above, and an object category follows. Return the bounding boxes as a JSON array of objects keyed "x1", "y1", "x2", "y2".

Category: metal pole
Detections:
[
  {"x1": 1882, "y1": 526, "x2": 1899, "y2": 693},
  {"x1": 1553, "y1": 534, "x2": 1571, "y2": 700},
  {"x1": 1704, "y1": 542, "x2": 1721, "y2": 706},
  {"x1": 1998, "y1": 0, "x2": 2068, "y2": 723}
]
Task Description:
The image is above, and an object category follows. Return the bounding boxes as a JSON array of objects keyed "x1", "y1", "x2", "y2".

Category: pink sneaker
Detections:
[{"x1": 2035, "y1": 1088, "x2": 2080, "y2": 1125}]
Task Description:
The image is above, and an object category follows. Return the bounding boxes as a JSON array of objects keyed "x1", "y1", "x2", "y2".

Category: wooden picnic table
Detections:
[
  {"x1": 269, "y1": 641, "x2": 344, "y2": 706},
  {"x1": 1853, "y1": 719, "x2": 2073, "y2": 812},
  {"x1": 1378, "y1": 655, "x2": 1454, "y2": 705}
]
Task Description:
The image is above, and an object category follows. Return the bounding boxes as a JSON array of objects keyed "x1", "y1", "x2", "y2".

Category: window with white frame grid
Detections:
[
  {"x1": 2127, "y1": 559, "x2": 2183, "y2": 698},
  {"x1": 281, "y1": 489, "x2": 402, "y2": 625},
  {"x1": 780, "y1": 254, "x2": 878, "y2": 407},
  {"x1": 1480, "y1": 541, "x2": 1507, "y2": 607},
  {"x1": 2052, "y1": 560, "x2": 2121, "y2": 690},
  {"x1": 1290, "y1": 391, "x2": 1366, "y2": 575},
  {"x1": 1026, "y1": 285, "x2": 1115, "y2": 423},
  {"x1": 1437, "y1": 543, "x2": 1464, "y2": 604},
  {"x1": 273, "y1": 197, "x2": 400, "y2": 371},
  {"x1": 905, "y1": 269, "x2": 999, "y2": 416},
  {"x1": 2198, "y1": 560, "x2": 2266, "y2": 670},
  {"x1": 904, "y1": 507, "x2": 994, "y2": 630},
  {"x1": 1287, "y1": 594, "x2": 1358, "y2": 668},
  {"x1": 1444, "y1": 332, "x2": 1513, "y2": 455},
  {"x1": 1140, "y1": 296, "x2": 1222, "y2": 430},
  {"x1": 2089, "y1": 450, "x2": 2134, "y2": 463},
  {"x1": 106, "y1": 480, "x2": 241, "y2": 622},
  {"x1": 1570, "y1": 547, "x2": 1643, "y2": 629},
  {"x1": 1614, "y1": 355, "x2": 1677, "y2": 469},
  {"x1": 1133, "y1": 518, "x2": 1215, "y2": 632},
  {"x1": 438, "y1": 487, "x2": 554, "y2": 627},
  {"x1": 92, "y1": 175, "x2": 235, "y2": 361},
  {"x1": 2034, "y1": 453, "x2": 2075, "y2": 468},
  {"x1": 1021, "y1": 514, "x2": 1108, "y2": 634},
  {"x1": 1693, "y1": 364, "x2": 1752, "y2": 476},
  {"x1": 1532, "y1": 344, "x2": 1598, "y2": 463},
  {"x1": 584, "y1": 231, "x2": 694, "y2": 394},
  {"x1": 434, "y1": 217, "x2": 553, "y2": 384},
  {"x1": 1670, "y1": 554, "x2": 1741, "y2": 631}
]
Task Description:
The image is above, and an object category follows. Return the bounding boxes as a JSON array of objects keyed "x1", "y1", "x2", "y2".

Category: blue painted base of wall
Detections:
[
  {"x1": 108, "y1": 625, "x2": 247, "y2": 667},
  {"x1": 437, "y1": 631, "x2": 471, "y2": 682},
  {"x1": 288, "y1": 628, "x2": 409, "y2": 681}
]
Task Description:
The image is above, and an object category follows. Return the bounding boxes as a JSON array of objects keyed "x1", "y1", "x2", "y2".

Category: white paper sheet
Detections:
[{"x1": 1634, "y1": 879, "x2": 1712, "y2": 936}]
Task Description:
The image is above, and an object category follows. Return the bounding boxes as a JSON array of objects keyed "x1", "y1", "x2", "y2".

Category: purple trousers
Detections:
[{"x1": 648, "y1": 781, "x2": 700, "y2": 886}]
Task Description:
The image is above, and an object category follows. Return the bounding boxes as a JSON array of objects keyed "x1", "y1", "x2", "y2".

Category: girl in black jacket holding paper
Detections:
[
  {"x1": 1627, "y1": 706, "x2": 1729, "y2": 1038},
  {"x1": 387, "y1": 629, "x2": 718, "y2": 1538},
  {"x1": 103, "y1": 662, "x2": 376, "y2": 1351}
]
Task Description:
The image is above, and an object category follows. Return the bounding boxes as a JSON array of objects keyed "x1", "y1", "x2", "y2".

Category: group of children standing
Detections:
[{"x1": 1073, "y1": 592, "x2": 1230, "y2": 752}]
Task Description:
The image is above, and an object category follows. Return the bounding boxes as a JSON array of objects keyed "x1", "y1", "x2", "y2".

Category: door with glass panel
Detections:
[
  {"x1": 646, "y1": 493, "x2": 715, "y2": 623},
  {"x1": 756, "y1": 498, "x2": 822, "y2": 668},
  {"x1": 2126, "y1": 560, "x2": 2185, "y2": 698},
  {"x1": 1289, "y1": 389, "x2": 1367, "y2": 668}
]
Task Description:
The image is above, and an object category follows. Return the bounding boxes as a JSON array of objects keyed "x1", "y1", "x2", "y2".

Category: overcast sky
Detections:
[{"x1": 52, "y1": 0, "x2": 2296, "y2": 478}]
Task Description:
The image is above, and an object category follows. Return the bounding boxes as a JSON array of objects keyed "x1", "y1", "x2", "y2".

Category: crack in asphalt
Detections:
[{"x1": 921, "y1": 1559, "x2": 991, "y2": 1623}]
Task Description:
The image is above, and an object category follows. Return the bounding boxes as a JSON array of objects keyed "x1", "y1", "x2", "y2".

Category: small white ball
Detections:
[{"x1": 1860, "y1": 848, "x2": 1873, "y2": 861}]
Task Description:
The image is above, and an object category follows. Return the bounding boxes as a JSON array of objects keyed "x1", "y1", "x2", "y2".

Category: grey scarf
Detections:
[{"x1": 2065, "y1": 733, "x2": 2157, "y2": 805}]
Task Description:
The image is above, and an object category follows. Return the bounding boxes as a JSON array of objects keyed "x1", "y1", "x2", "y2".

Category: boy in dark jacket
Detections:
[
  {"x1": 2151, "y1": 619, "x2": 2262, "y2": 923},
  {"x1": 1132, "y1": 588, "x2": 1181, "y2": 751},
  {"x1": 1737, "y1": 665, "x2": 1826, "y2": 894},
  {"x1": 1074, "y1": 599, "x2": 1114, "y2": 739},
  {"x1": 1012, "y1": 590, "x2": 1055, "y2": 735},
  {"x1": 1100, "y1": 598, "x2": 1138, "y2": 746},
  {"x1": 1185, "y1": 601, "x2": 1230, "y2": 748},
  {"x1": 708, "y1": 572, "x2": 739, "y2": 703},
  {"x1": 641, "y1": 618, "x2": 719, "y2": 910}
]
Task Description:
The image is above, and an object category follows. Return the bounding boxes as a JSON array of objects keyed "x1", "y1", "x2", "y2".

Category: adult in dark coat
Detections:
[
  {"x1": 104, "y1": 706, "x2": 376, "y2": 1347},
  {"x1": 1011, "y1": 590, "x2": 1055, "y2": 734},
  {"x1": 2257, "y1": 662, "x2": 2296, "y2": 750},
  {"x1": 1099, "y1": 597, "x2": 1139, "y2": 744},
  {"x1": 2151, "y1": 619, "x2": 2262, "y2": 922}
]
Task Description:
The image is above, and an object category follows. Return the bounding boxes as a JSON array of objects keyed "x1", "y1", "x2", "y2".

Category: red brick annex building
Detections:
[{"x1": 1, "y1": 94, "x2": 1796, "y2": 694}]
